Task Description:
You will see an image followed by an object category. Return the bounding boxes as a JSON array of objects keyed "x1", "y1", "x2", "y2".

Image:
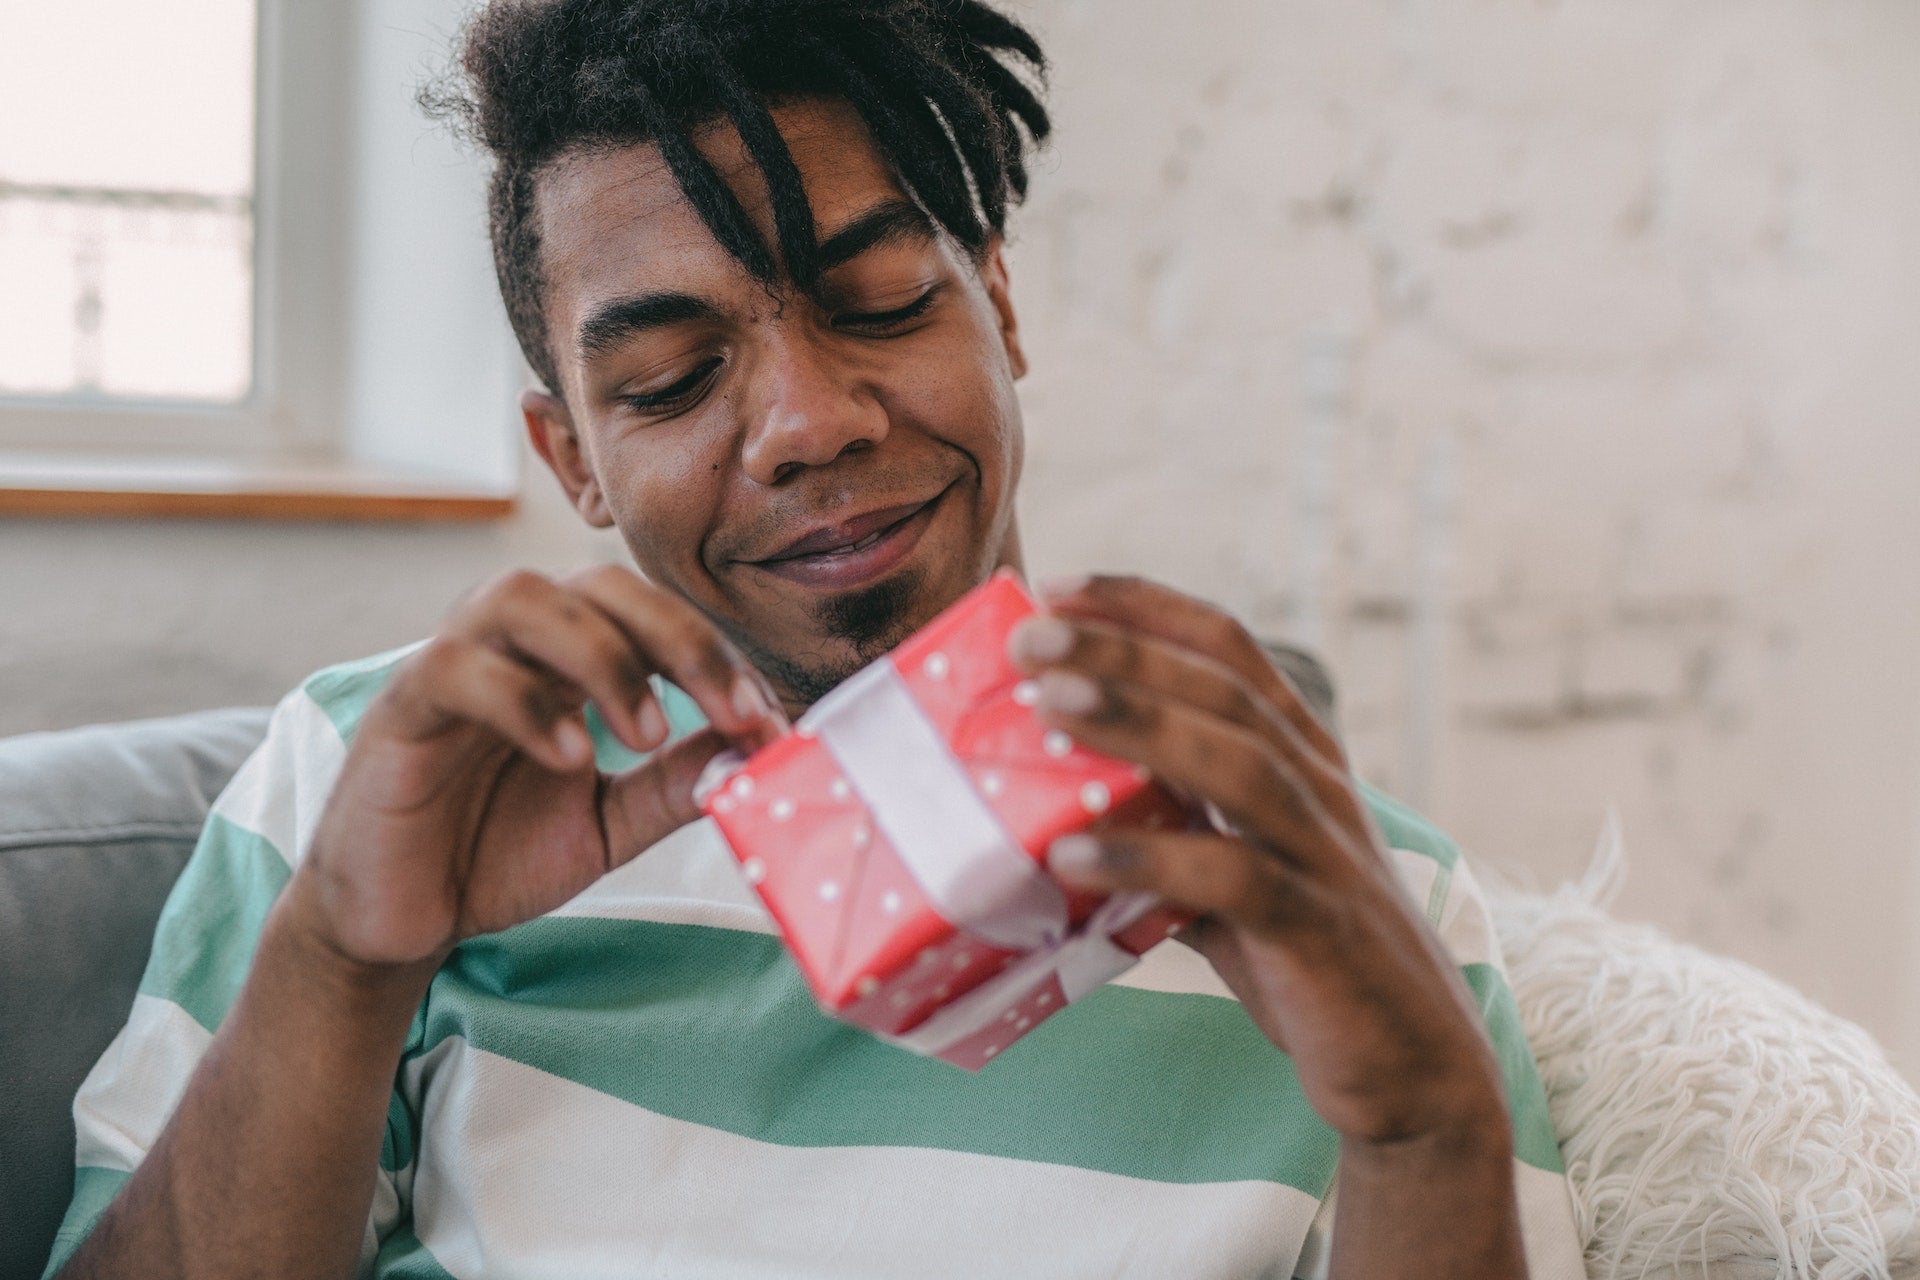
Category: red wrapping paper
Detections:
[{"x1": 700, "y1": 570, "x2": 1195, "y2": 1069}]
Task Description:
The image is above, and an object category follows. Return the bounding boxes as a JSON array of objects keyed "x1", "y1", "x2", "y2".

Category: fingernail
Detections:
[
  {"x1": 1037, "y1": 670, "x2": 1101, "y2": 715},
  {"x1": 555, "y1": 721, "x2": 593, "y2": 766},
  {"x1": 1048, "y1": 834, "x2": 1106, "y2": 877},
  {"x1": 1038, "y1": 574, "x2": 1090, "y2": 599},
  {"x1": 1009, "y1": 616, "x2": 1073, "y2": 663},
  {"x1": 636, "y1": 696, "x2": 669, "y2": 746},
  {"x1": 732, "y1": 671, "x2": 774, "y2": 725}
]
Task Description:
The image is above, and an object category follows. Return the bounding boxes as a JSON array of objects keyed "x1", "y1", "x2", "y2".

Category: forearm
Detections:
[
  {"x1": 1328, "y1": 1109, "x2": 1527, "y2": 1280},
  {"x1": 57, "y1": 892, "x2": 434, "y2": 1280}
]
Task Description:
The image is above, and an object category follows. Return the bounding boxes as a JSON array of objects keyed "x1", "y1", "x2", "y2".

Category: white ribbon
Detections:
[
  {"x1": 880, "y1": 891, "x2": 1164, "y2": 1060},
  {"x1": 809, "y1": 660, "x2": 1070, "y2": 952}
]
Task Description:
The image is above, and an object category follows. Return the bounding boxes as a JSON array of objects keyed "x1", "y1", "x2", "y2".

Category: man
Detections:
[{"x1": 47, "y1": 2, "x2": 1583, "y2": 1276}]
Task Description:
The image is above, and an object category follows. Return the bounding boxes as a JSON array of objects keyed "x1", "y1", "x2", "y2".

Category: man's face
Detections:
[{"x1": 526, "y1": 98, "x2": 1029, "y2": 708}]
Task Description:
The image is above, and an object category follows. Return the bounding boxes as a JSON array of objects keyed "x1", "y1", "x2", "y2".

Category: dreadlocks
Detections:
[{"x1": 425, "y1": 0, "x2": 1052, "y2": 395}]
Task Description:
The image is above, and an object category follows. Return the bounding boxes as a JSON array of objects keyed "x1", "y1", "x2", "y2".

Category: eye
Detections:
[
  {"x1": 833, "y1": 285, "x2": 941, "y2": 336},
  {"x1": 619, "y1": 356, "x2": 723, "y2": 414}
]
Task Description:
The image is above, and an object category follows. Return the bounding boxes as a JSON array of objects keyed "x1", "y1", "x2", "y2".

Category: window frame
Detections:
[{"x1": 0, "y1": 0, "x2": 353, "y2": 463}]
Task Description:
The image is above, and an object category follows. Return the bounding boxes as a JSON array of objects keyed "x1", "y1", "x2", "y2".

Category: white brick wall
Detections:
[{"x1": 1011, "y1": 0, "x2": 1920, "y2": 1073}]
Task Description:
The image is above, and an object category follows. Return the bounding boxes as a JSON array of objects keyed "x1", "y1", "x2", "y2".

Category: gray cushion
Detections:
[{"x1": 0, "y1": 708, "x2": 270, "y2": 1280}]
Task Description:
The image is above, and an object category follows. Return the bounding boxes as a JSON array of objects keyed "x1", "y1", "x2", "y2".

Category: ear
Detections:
[
  {"x1": 978, "y1": 236, "x2": 1027, "y2": 381},
  {"x1": 523, "y1": 389, "x2": 614, "y2": 527}
]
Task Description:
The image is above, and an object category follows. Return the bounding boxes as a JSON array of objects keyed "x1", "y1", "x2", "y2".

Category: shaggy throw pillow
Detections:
[{"x1": 1489, "y1": 819, "x2": 1920, "y2": 1280}]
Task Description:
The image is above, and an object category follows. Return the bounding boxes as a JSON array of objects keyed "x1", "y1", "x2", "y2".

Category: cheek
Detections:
[
  {"x1": 893, "y1": 317, "x2": 1022, "y2": 477},
  {"x1": 599, "y1": 433, "x2": 727, "y2": 577}
]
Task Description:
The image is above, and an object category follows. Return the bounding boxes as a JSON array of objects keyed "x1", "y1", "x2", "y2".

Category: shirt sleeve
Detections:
[
  {"x1": 43, "y1": 650, "x2": 420, "y2": 1280},
  {"x1": 1289, "y1": 785, "x2": 1588, "y2": 1280}
]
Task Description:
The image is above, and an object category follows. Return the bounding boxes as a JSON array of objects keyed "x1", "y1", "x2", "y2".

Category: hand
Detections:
[
  {"x1": 1008, "y1": 575, "x2": 1508, "y2": 1146},
  {"x1": 283, "y1": 565, "x2": 788, "y2": 979}
]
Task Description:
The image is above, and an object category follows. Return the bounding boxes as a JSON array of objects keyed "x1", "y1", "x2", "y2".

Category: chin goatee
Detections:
[{"x1": 739, "y1": 572, "x2": 927, "y2": 706}]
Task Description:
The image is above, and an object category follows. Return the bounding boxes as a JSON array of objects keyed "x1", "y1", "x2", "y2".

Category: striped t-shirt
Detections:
[{"x1": 48, "y1": 645, "x2": 1585, "y2": 1279}]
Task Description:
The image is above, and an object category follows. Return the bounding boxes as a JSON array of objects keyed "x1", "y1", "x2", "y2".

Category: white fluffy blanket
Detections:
[{"x1": 1488, "y1": 817, "x2": 1920, "y2": 1280}]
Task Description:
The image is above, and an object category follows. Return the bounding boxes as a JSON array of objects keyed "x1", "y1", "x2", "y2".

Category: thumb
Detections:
[{"x1": 599, "y1": 726, "x2": 730, "y2": 866}]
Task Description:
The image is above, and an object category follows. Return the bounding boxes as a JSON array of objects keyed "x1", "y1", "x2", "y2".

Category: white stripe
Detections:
[
  {"x1": 407, "y1": 1038, "x2": 1321, "y2": 1280},
  {"x1": 545, "y1": 818, "x2": 775, "y2": 932},
  {"x1": 72, "y1": 994, "x2": 214, "y2": 1173},
  {"x1": 1386, "y1": 847, "x2": 1506, "y2": 971},
  {"x1": 1431, "y1": 855, "x2": 1509, "y2": 973},
  {"x1": 1111, "y1": 847, "x2": 1497, "y2": 1002},
  {"x1": 1109, "y1": 935, "x2": 1236, "y2": 998},
  {"x1": 1516, "y1": 1158, "x2": 1588, "y2": 1280},
  {"x1": 208, "y1": 687, "x2": 350, "y2": 868}
]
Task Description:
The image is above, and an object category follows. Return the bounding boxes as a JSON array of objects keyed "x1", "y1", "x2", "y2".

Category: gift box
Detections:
[{"x1": 698, "y1": 569, "x2": 1195, "y2": 1070}]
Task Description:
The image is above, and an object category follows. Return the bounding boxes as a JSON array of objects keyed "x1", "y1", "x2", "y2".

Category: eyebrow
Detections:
[
  {"x1": 577, "y1": 292, "x2": 722, "y2": 362},
  {"x1": 814, "y1": 199, "x2": 937, "y2": 272},
  {"x1": 573, "y1": 200, "x2": 938, "y2": 362}
]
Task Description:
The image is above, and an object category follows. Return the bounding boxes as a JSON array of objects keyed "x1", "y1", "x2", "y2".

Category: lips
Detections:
[
  {"x1": 756, "y1": 497, "x2": 937, "y2": 564},
  {"x1": 745, "y1": 488, "x2": 948, "y2": 591}
]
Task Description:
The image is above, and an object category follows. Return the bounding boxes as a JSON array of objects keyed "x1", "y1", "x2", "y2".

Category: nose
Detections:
[{"x1": 739, "y1": 333, "x2": 889, "y2": 485}]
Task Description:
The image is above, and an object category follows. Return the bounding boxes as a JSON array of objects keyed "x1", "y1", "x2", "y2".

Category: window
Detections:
[
  {"x1": 0, "y1": 0, "x2": 521, "y2": 520},
  {"x1": 0, "y1": 1, "x2": 256, "y2": 404}
]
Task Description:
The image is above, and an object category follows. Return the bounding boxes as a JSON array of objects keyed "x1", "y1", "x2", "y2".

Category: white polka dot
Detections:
[
  {"x1": 1079, "y1": 781, "x2": 1110, "y2": 814},
  {"x1": 918, "y1": 947, "x2": 941, "y2": 967},
  {"x1": 951, "y1": 950, "x2": 972, "y2": 970},
  {"x1": 1043, "y1": 730, "x2": 1073, "y2": 758},
  {"x1": 730, "y1": 775, "x2": 755, "y2": 800},
  {"x1": 770, "y1": 797, "x2": 796, "y2": 821},
  {"x1": 923, "y1": 651, "x2": 950, "y2": 680},
  {"x1": 713, "y1": 794, "x2": 735, "y2": 814},
  {"x1": 1165, "y1": 921, "x2": 1181, "y2": 936},
  {"x1": 851, "y1": 824, "x2": 871, "y2": 849},
  {"x1": 856, "y1": 976, "x2": 880, "y2": 998},
  {"x1": 1037, "y1": 992, "x2": 1053, "y2": 1007},
  {"x1": 890, "y1": 990, "x2": 913, "y2": 1009},
  {"x1": 1016, "y1": 1017, "x2": 1031, "y2": 1030},
  {"x1": 880, "y1": 890, "x2": 903, "y2": 914},
  {"x1": 818, "y1": 880, "x2": 840, "y2": 902},
  {"x1": 982, "y1": 1045, "x2": 998, "y2": 1059},
  {"x1": 742, "y1": 857, "x2": 766, "y2": 884},
  {"x1": 829, "y1": 778, "x2": 851, "y2": 802},
  {"x1": 1003, "y1": 1009, "x2": 1020, "y2": 1022},
  {"x1": 934, "y1": 984, "x2": 951, "y2": 999},
  {"x1": 979, "y1": 771, "x2": 1004, "y2": 797},
  {"x1": 1012, "y1": 680, "x2": 1040, "y2": 707}
]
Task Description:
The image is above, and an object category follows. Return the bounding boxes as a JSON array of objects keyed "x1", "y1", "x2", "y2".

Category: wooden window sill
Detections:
[{"x1": 0, "y1": 452, "x2": 517, "y2": 523}]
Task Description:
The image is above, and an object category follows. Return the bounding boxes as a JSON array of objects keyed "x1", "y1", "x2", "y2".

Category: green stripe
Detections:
[
  {"x1": 1360, "y1": 781, "x2": 1461, "y2": 873},
  {"x1": 136, "y1": 813, "x2": 291, "y2": 1035},
  {"x1": 303, "y1": 644, "x2": 420, "y2": 744},
  {"x1": 417, "y1": 917, "x2": 1342, "y2": 1193},
  {"x1": 374, "y1": 1221, "x2": 461, "y2": 1280},
  {"x1": 588, "y1": 677, "x2": 708, "y2": 771},
  {"x1": 1463, "y1": 962, "x2": 1564, "y2": 1174},
  {"x1": 380, "y1": 1090, "x2": 415, "y2": 1173},
  {"x1": 40, "y1": 1166, "x2": 131, "y2": 1279}
]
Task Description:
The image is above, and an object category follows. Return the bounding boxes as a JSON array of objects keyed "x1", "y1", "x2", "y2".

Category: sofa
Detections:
[{"x1": 4, "y1": 668, "x2": 1917, "y2": 1280}]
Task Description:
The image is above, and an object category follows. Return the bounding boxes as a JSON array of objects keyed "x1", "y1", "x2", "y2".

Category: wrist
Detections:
[
  {"x1": 1340, "y1": 1094, "x2": 1514, "y2": 1176},
  {"x1": 1329, "y1": 1100, "x2": 1525, "y2": 1280},
  {"x1": 260, "y1": 877, "x2": 444, "y2": 1019}
]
